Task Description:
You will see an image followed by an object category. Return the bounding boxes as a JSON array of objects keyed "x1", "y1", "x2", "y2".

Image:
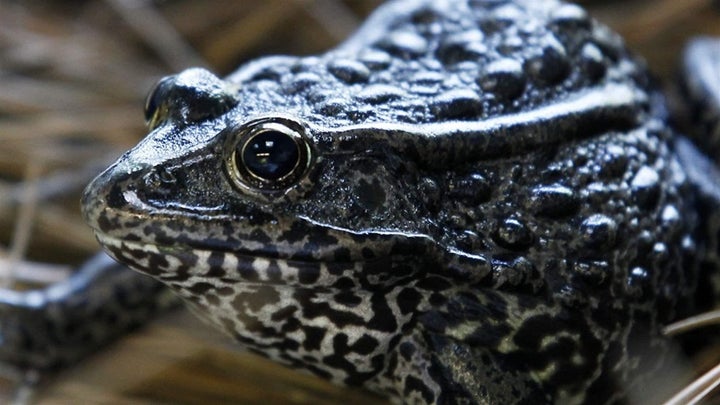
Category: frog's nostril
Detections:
[
  {"x1": 105, "y1": 184, "x2": 128, "y2": 209},
  {"x1": 81, "y1": 161, "x2": 146, "y2": 231}
]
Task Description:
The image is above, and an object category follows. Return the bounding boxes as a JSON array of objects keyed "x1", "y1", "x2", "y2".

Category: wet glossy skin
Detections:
[{"x1": 83, "y1": 0, "x2": 720, "y2": 404}]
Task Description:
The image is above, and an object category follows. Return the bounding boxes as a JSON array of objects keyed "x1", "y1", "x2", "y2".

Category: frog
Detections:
[{"x1": 81, "y1": 0, "x2": 720, "y2": 403}]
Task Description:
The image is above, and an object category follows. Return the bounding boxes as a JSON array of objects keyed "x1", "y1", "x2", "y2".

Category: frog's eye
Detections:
[
  {"x1": 144, "y1": 76, "x2": 172, "y2": 129},
  {"x1": 226, "y1": 118, "x2": 312, "y2": 192}
]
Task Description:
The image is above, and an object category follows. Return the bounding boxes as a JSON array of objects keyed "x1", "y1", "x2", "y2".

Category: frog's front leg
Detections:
[{"x1": 0, "y1": 253, "x2": 173, "y2": 370}]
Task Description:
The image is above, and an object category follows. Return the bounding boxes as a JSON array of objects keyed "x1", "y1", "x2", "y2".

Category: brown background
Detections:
[{"x1": 1, "y1": 0, "x2": 719, "y2": 403}]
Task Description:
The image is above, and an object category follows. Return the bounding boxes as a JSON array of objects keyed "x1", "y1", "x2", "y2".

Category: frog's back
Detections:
[{"x1": 227, "y1": 0, "x2": 647, "y2": 131}]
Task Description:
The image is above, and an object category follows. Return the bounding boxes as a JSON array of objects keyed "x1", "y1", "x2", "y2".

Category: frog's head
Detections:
[
  {"x1": 82, "y1": 64, "x2": 475, "y2": 285},
  {"x1": 82, "y1": 64, "x2": 480, "y2": 387}
]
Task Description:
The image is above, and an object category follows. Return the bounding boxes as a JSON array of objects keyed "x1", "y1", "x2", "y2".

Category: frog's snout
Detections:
[{"x1": 81, "y1": 160, "x2": 147, "y2": 236}]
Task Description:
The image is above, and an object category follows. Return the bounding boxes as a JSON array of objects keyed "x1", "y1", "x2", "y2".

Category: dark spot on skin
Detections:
[
  {"x1": 206, "y1": 294, "x2": 221, "y2": 306},
  {"x1": 235, "y1": 286, "x2": 280, "y2": 313},
  {"x1": 299, "y1": 294, "x2": 365, "y2": 327},
  {"x1": 399, "y1": 341, "x2": 416, "y2": 361},
  {"x1": 236, "y1": 258, "x2": 260, "y2": 282},
  {"x1": 415, "y1": 277, "x2": 452, "y2": 292},
  {"x1": 97, "y1": 215, "x2": 115, "y2": 234},
  {"x1": 333, "y1": 247, "x2": 352, "y2": 262},
  {"x1": 303, "y1": 326, "x2": 326, "y2": 351},
  {"x1": 305, "y1": 232, "x2": 340, "y2": 255},
  {"x1": 324, "y1": 334, "x2": 374, "y2": 384},
  {"x1": 145, "y1": 252, "x2": 170, "y2": 272},
  {"x1": 397, "y1": 288, "x2": 422, "y2": 315},
  {"x1": 187, "y1": 282, "x2": 214, "y2": 295},
  {"x1": 404, "y1": 375, "x2": 435, "y2": 403},
  {"x1": 351, "y1": 334, "x2": 379, "y2": 355},
  {"x1": 280, "y1": 338, "x2": 301, "y2": 352},
  {"x1": 429, "y1": 293, "x2": 446, "y2": 307},
  {"x1": 249, "y1": 228, "x2": 273, "y2": 245},
  {"x1": 361, "y1": 248, "x2": 376, "y2": 259},
  {"x1": 271, "y1": 305, "x2": 298, "y2": 322},
  {"x1": 368, "y1": 293, "x2": 398, "y2": 332},
  {"x1": 326, "y1": 262, "x2": 353, "y2": 277},
  {"x1": 266, "y1": 262, "x2": 282, "y2": 282},
  {"x1": 280, "y1": 317, "x2": 301, "y2": 333},
  {"x1": 333, "y1": 277, "x2": 356, "y2": 289},
  {"x1": 205, "y1": 251, "x2": 226, "y2": 277},
  {"x1": 205, "y1": 265, "x2": 226, "y2": 278},
  {"x1": 298, "y1": 265, "x2": 321, "y2": 284},
  {"x1": 513, "y1": 314, "x2": 564, "y2": 351},
  {"x1": 356, "y1": 178, "x2": 387, "y2": 211},
  {"x1": 216, "y1": 287, "x2": 235, "y2": 296},
  {"x1": 334, "y1": 291, "x2": 363, "y2": 307},
  {"x1": 282, "y1": 221, "x2": 311, "y2": 244}
]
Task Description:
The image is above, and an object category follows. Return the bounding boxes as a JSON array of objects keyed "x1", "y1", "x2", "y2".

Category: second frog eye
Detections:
[
  {"x1": 226, "y1": 118, "x2": 312, "y2": 192},
  {"x1": 144, "y1": 76, "x2": 173, "y2": 129}
]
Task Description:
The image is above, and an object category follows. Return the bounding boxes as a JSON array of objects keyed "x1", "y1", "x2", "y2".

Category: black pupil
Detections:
[{"x1": 241, "y1": 130, "x2": 299, "y2": 180}]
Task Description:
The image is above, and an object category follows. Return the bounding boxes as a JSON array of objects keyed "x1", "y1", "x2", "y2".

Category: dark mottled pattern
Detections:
[{"x1": 82, "y1": 0, "x2": 720, "y2": 404}]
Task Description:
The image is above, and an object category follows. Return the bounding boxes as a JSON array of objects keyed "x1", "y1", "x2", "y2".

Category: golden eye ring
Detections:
[{"x1": 225, "y1": 117, "x2": 312, "y2": 192}]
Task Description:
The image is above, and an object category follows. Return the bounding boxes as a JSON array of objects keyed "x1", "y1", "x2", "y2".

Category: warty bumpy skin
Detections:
[{"x1": 82, "y1": 0, "x2": 720, "y2": 403}]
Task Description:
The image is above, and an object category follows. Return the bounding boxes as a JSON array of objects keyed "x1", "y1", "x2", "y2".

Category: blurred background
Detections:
[{"x1": 0, "y1": 0, "x2": 719, "y2": 403}]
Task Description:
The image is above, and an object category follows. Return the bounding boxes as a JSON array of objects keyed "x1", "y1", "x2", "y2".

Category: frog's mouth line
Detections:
[{"x1": 94, "y1": 233, "x2": 378, "y2": 288}]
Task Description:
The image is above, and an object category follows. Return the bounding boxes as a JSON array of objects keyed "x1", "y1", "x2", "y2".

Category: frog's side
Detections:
[{"x1": 82, "y1": 0, "x2": 720, "y2": 404}]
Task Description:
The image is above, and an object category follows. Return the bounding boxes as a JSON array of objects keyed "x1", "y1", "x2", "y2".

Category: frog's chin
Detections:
[{"x1": 94, "y1": 233, "x2": 364, "y2": 288}]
